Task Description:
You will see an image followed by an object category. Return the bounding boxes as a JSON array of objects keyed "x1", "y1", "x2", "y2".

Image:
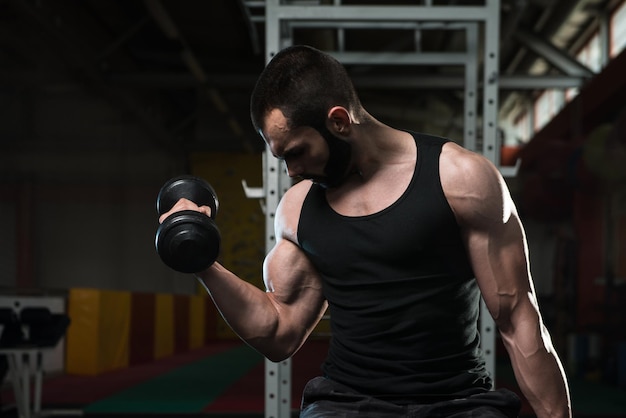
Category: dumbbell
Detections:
[{"x1": 155, "y1": 175, "x2": 220, "y2": 273}]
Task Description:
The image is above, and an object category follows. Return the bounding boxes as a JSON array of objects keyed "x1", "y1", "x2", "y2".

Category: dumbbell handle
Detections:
[{"x1": 156, "y1": 175, "x2": 218, "y2": 218}]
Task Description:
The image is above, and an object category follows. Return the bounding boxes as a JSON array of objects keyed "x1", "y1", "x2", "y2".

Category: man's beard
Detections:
[{"x1": 309, "y1": 125, "x2": 352, "y2": 189}]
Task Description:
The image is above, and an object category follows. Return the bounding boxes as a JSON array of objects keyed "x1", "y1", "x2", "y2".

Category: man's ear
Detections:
[{"x1": 326, "y1": 106, "x2": 351, "y2": 136}]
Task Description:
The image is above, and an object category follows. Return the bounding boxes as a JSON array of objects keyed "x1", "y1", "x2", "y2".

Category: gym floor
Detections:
[{"x1": 1, "y1": 339, "x2": 625, "y2": 418}]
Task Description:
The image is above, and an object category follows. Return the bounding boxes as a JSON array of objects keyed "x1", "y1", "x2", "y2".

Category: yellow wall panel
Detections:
[
  {"x1": 190, "y1": 153, "x2": 265, "y2": 339},
  {"x1": 188, "y1": 295, "x2": 205, "y2": 349},
  {"x1": 66, "y1": 288, "x2": 101, "y2": 375},
  {"x1": 190, "y1": 153, "x2": 264, "y2": 286},
  {"x1": 98, "y1": 290, "x2": 131, "y2": 372},
  {"x1": 154, "y1": 293, "x2": 174, "y2": 358}
]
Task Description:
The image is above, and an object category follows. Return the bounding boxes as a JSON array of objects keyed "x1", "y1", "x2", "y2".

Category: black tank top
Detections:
[{"x1": 297, "y1": 132, "x2": 492, "y2": 401}]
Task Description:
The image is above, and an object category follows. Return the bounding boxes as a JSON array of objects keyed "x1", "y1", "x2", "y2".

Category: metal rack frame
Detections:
[{"x1": 243, "y1": 2, "x2": 502, "y2": 416}]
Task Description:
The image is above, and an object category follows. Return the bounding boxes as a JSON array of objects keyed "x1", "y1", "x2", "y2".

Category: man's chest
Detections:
[{"x1": 326, "y1": 161, "x2": 417, "y2": 217}]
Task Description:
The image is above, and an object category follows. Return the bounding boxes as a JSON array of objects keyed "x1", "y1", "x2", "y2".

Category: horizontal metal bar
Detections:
[
  {"x1": 331, "y1": 51, "x2": 470, "y2": 65},
  {"x1": 286, "y1": 21, "x2": 473, "y2": 30},
  {"x1": 102, "y1": 72, "x2": 586, "y2": 91},
  {"x1": 271, "y1": 5, "x2": 494, "y2": 22},
  {"x1": 353, "y1": 75, "x2": 585, "y2": 89},
  {"x1": 352, "y1": 75, "x2": 465, "y2": 89}
]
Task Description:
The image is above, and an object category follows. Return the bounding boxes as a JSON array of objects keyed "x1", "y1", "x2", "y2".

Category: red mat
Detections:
[{"x1": 203, "y1": 338, "x2": 329, "y2": 413}]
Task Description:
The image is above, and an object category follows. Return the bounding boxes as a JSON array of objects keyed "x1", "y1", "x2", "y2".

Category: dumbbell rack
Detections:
[{"x1": 242, "y1": 1, "x2": 504, "y2": 416}]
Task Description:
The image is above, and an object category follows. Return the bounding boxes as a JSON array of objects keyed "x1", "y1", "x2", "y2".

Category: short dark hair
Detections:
[{"x1": 250, "y1": 45, "x2": 362, "y2": 133}]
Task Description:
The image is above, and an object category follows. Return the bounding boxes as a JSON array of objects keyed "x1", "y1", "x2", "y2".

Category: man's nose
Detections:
[{"x1": 285, "y1": 162, "x2": 302, "y2": 178}]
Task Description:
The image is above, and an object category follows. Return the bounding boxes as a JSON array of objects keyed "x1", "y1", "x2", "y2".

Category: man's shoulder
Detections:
[
  {"x1": 282, "y1": 180, "x2": 314, "y2": 207},
  {"x1": 439, "y1": 142, "x2": 509, "y2": 226},
  {"x1": 275, "y1": 180, "x2": 314, "y2": 243},
  {"x1": 439, "y1": 141, "x2": 495, "y2": 183}
]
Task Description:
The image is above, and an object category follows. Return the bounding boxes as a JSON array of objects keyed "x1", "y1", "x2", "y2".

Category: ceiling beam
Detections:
[{"x1": 514, "y1": 29, "x2": 595, "y2": 77}]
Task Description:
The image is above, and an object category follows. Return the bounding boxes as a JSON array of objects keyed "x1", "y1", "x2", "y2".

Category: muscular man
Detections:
[{"x1": 160, "y1": 45, "x2": 571, "y2": 417}]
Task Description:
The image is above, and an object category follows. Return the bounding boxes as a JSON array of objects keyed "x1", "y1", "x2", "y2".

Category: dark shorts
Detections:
[{"x1": 300, "y1": 376, "x2": 521, "y2": 418}]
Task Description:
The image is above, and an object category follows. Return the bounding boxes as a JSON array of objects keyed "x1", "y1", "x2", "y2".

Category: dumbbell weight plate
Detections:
[
  {"x1": 156, "y1": 175, "x2": 219, "y2": 218},
  {"x1": 156, "y1": 210, "x2": 221, "y2": 273}
]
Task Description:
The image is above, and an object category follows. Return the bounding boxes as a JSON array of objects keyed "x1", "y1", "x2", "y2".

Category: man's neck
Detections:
[{"x1": 349, "y1": 123, "x2": 415, "y2": 180}]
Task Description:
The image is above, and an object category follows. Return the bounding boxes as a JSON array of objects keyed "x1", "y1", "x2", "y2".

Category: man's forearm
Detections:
[{"x1": 504, "y1": 340, "x2": 572, "y2": 418}]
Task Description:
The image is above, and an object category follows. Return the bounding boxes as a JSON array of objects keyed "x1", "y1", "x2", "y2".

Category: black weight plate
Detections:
[
  {"x1": 156, "y1": 175, "x2": 219, "y2": 219},
  {"x1": 156, "y1": 211, "x2": 221, "y2": 273}
]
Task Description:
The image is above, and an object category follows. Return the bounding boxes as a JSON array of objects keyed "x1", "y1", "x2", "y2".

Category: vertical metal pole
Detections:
[
  {"x1": 20, "y1": 352, "x2": 32, "y2": 418},
  {"x1": 264, "y1": 2, "x2": 292, "y2": 416},
  {"x1": 464, "y1": 23, "x2": 478, "y2": 152},
  {"x1": 262, "y1": 149, "x2": 292, "y2": 418},
  {"x1": 597, "y1": 11, "x2": 610, "y2": 68},
  {"x1": 335, "y1": 0, "x2": 345, "y2": 51},
  {"x1": 482, "y1": 0, "x2": 500, "y2": 165},
  {"x1": 7, "y1": 352, "x2": 26, "y2": 418},
  {"x1": 480, "y1": 0, "x2": 501, "y2": 387},
  {"x1": 526, "y1": 98, "x2": 535, "y2": 136},
  {"x1": 34, "y1": 350, "x2": 43, "y2": 414}
]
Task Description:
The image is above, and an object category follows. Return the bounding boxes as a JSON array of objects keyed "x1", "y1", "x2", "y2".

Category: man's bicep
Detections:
[
  {"x1": 464, "y1": 213, "x2": 533, "y2": 327},
  {"x1": 263, "y1": 238, "x2": 327, "y2": 331},
  {"x1": 445, "y1": 152, "x2": 534, "y2": 325},
  {"x1": 264, "y1": 238, "x2": 321, "y2": 291}
]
